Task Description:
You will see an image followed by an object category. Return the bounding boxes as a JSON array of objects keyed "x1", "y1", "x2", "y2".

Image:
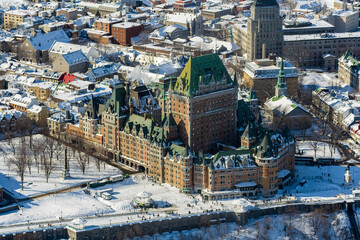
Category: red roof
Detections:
[{"x1": 59, "y1": 73, "x2": 76, "y2": 83}]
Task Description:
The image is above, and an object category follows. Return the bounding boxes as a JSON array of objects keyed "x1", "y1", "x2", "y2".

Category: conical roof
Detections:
[
  {"x1": 256, "y1": 133, "x2": 277, "y2": 158},
  {"x1": 241, "y1": 122, "x2": 256, "y2": 139}
]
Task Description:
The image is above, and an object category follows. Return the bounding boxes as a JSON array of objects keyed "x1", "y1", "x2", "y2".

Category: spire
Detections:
[
  {"x1": 229, "y1": 26, "x2": 233, "y2": 42},
  {"x1": 275, "y1": 58, "x2": 287, "y2": 98}
]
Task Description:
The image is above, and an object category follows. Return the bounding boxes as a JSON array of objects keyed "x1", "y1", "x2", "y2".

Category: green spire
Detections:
[
  {"x1": 229, "y1": 26, "x2": 233, "y2": 42},
  {"x1": 276, "y1": 58, "x2": 287, "y2": 90}
]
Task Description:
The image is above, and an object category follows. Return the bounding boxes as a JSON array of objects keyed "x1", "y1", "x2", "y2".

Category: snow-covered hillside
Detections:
[{"x1": 131, "y1": 210, "x2": 352, "y2": 240}]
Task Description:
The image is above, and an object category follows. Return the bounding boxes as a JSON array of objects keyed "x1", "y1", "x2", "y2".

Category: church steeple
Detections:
[{"x1": 275, "y1": 58, "x2": 287, "y2": 98}]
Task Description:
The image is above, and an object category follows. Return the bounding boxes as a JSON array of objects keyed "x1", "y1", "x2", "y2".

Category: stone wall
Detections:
[{"x1": 0, "y1": 200, "x2": 350, "y2": 240}]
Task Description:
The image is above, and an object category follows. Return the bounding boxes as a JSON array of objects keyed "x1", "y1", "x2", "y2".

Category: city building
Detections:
[
  {"x1": 26, "y1": 105, "x2": 50, "y2": 127},
  {"x1": 201, "y1": 7, "x2": 232, "y2": 20},
  {"x1": 169, "y1": 53, "x2": 238, "y2": 153},
  {"x1": 283, "y1": 18, "x2": 335, "y2": 35},
  {"x1": 62, "y1": 54, "x2": 295, "y2": 198},
  {"x1": 325, "y1": 9, "x2": 359, "y2": 33},
  {"x1": 243, "y1": 58, "x2": 298, "y2": 102},
  {"x1": 51, "y1": 50, "x2": 89, "y2": 74},
  {"x1": 284, "y1": 32, "x2": 360, "y2": 68},
  {"x1": 18, "y1": 30, "x2": 70, "y2": 64},
  {"x1": 111, "y1": 22, "x2": 144, "y2": 46},
  {"x1": 3, "y1": 10, "x2": 36, "y2": 30},
  {"x1": 28, "y1": 82, "x2": 53, "y2": 101},
  {"x1": 94, "y1": 18, "x2": 122, "y2": 35},
  {"x1": 235, "y1": 0, "x2": 283, "y2": 61},
  {"x1": 264, "y1": 60, "x2": 312, "y2": 130},
  {"x1": 338, "y1": 51, "x2": 360, "y2": 92}
]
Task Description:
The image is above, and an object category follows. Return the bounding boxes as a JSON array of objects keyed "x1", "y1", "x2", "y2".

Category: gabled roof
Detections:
[
  {"x1": 265, "y1": 95, "x2": 310, "y2": 116},
  {"x1": 125, "y1": 114, "x2": 164, "y2": 144},
  {"x1": 62, "y1": 50, "x2": 88, "y2": 65},
  {"x1": 173, "y1": 53, "x2": 235, "y2": 96},
  {"x1": 104, "y1": 83, "x2": 127, "y2": 117},
  {"x1": 29, "y1": 30, "x2": 70, "y2": 51},
  {"x1": 82, "y1": 95, "x2": 102, "y2": 119}
]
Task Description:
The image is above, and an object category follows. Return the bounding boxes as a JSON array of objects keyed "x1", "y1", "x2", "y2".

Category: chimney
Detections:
[{"x1": 262, "y1": 43, "x2": 266, "y2": 59}]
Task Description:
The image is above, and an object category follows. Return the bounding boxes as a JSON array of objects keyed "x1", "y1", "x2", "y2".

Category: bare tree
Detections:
[
  {"x1": 54, "y1": 144, "x2": 63, "y2": 163},
  {"x1": 26, "y1": 149, "x2": 33, "y2": 175},
  {"x1": 32, "y1": 142, "x2": 41, "y2": 173},
  {"x1": 23, "y1": 116, "x2": 37, "y2": 149},
  {"x1": 310, "y1": 209, "x2": 326, "y2": 236},
  {"x1": 43, "y1": 153, "x2": 55, "y2": 183},
  {"x1": 45, "y1": 137, "x2": 56, "y2": 162},
  {"x1": 95, "y1": 158, "x2": 101, "y2": 172},
  {"x1": 6, "y1": 132, "x2": 17, "y2": 155},
  {"x1": 309, "y1": 140, "x2": 320, "y2": 159},
  {"x1": 11, "y1": 142, "x2": 27, "y2": 190},
  {"x1": 77, "y1": 150, "x2": 87, "y2": 175}
]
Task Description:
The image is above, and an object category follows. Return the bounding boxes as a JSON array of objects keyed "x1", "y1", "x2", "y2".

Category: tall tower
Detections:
[
  {"x1": 246, "y1": 0, "x2": 283, "y2": 61},
  {"x1": 275, "y1": 58, "x2": 287, "y2": 97},
  {"x1": 169, "y1": 54, "x2": 238, "y2": 153}
]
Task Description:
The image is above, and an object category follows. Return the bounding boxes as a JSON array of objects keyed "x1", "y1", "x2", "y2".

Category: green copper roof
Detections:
[
  {"x1": 104, "y1": 84, "x2": 127, "y2": 116},
  {"x1": 126, "y1": 114, "x2": 164, "y2": 144},
  {"x1": 169, "y1": 144, "x2": 189, "y2": 157},
  {"x1": 342, "y1": 51, "x2": 360, "y2": 70},
  {"x1": 212, "y1": 149, "x2": 251, "y2": 168},
  {"x1": 237, "y1": 100, "x2": 256, "y2": 129},
  {"x1": 276, "y1": 58, "x2": 286, "y2": 89},
  {"x1": 255, "y1": 133, "x2": 277, "y2": 159},
  {"x1": 241, "y1": 122, "x2": 256, "y2": 140},
  {"x1": 173, "y1": 54, "x2": 235, "y2": 96},
  {"x1": 253, "y1": 0, "x2": 278, "y2": 7}
]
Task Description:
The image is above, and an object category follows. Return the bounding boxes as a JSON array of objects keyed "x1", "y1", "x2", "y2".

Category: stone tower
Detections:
[
  {"x1": 246, "y1": 0, "x2": 283, "y2": 61},
  {"x1": 275, "y1": 58, "x2": 287, "y2": 98}
]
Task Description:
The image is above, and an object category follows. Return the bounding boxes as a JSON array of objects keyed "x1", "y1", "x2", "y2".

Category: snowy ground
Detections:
[
  {"x1": 131, "y1": 210, "x2": 351, "y2": 240},
  {"x1": 296, "y1": 141, "x2": 342, "y2": 160},
  {"x1": 1, "y1": 164, "x2": 360, "y2": 231},
  {"x1": 0, "y1": 0, "x2": 28, "y2": 8},
  {"x1": 284, "y1": 165, "x2": 360, "y2": 201},
  {"x1": 0, "y1": 190, "x2": 114, "y2": 226},
  {"x1": 0, "y1": 135, "x2": 122, "y2": 199},
  {"x1": 301, "y1": 71, "x2": 355, "y2": 94}
]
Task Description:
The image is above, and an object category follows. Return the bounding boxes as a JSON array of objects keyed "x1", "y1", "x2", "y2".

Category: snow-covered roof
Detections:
[
  {"x1": 165, "y1": 12, "x2": 199, "y2": 24},
  {"x1": 27, "y1": 105, "x2": 44, "y2": 114},
  {"x1": 278, "y1": 169, "x2": 291, "y2": 178},
  {"x1": 284, "y1": 32, "x2": 360, "y2": 42},
  {"x1": 49, "y1": 42, "x2": 99, "y2": 58},
  {"x1": 235, "y1": 182, "x2": 257, "y2": 188},
  {"x1": 0, "y1": 109, "x2": 24, "y2": 121},
  {"x1": 29, "y1": 30, "x2": 70, "y2": 50},
  {"x1": 265, "y1": 95, "x2": 309, "y2": 116},
  {"x1": 62, "y1": 50, "x2": 88, "y2": 65},
  {"x1": 9, "y1": 94, "x2": 38, "y2": 108},
  {"x1": 112, "y1": 22, "x2": 142, "y2": 29}
]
